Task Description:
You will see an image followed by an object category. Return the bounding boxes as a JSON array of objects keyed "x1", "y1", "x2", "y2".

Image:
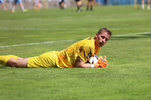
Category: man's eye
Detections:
[{"x1": 101, "y1": 36, "x2": 105, "y2": 38}]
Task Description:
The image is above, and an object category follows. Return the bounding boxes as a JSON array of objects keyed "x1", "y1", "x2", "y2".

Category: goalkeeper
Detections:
[{"x1": 0, "y1": 28, "x2": 112, "y2": 68}]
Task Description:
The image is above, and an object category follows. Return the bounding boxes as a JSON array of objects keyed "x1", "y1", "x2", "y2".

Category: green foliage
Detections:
[{"x1": 0, "y1": 5, "x2": 151, "y2": 100}]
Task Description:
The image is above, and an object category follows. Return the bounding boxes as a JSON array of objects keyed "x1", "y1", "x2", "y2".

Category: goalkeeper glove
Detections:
[{"x1": 94, "y1": 56, "x2": 108, "y2": 68}]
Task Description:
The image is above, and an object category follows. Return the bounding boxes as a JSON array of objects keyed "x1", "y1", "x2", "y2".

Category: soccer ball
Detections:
[
  {"x1": 64, "y1": 4, "x2": 67, "y2": 8},
  {"x1": 88, "y1": 55, "x2": 98, "y2": 64}
]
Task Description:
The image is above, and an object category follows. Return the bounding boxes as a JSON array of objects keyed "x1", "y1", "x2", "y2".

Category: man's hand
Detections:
[{"x1": 94, "y1": 56, "x2": 108, "y2": 68}]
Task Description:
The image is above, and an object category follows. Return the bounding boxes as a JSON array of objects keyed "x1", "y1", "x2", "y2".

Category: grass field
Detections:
[{"x1": 0, "y1": 5, "x2": 151, "y2": 100}]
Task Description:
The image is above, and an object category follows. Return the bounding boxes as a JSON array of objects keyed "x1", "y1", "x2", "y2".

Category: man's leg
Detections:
[
  {"x1": 19, "y1": 2, "x2": 25, "y2": 12},
  {"x1": 147, "y1": 0, "x2": 150, "y2": 10},
  {"x1": 90, "y1": 0, "x2": 95, "y2": 11},
  {"x1": 60, "y1": 2, "x2": 64, "y2": 9},
  {"x1": 76, "y1": 0, "x2": 82, "y2": 12},
  {"x1": 0, "y1": 55, "x2": 28, "y2": 68},
  {"x1": 6, "y1": 58, "x2": 28, "y2": 68},
  {"x1": 142, "y1": 0, "x2": 144, "y2": 9},
  {"x1": 11, "y1": 3, "x2": 16, "y2": 13},
  {"x1": 2, "y1": 3, "x2": 8, "y2": 11},
  {"x1": 87, "y1": 1, "x2": 90, "y2": 11}
]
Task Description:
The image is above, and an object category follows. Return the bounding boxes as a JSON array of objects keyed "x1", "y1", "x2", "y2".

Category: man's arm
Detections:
[
  {"x1": 75, "y1": 56, "x2": 91, "y2": 68},
  {"x1": 75, "y1": 56, "x2": 108, "y2": 68}
]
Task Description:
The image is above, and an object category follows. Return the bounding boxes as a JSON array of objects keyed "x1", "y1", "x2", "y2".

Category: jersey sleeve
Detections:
[{"x1": 78, "y1": 46, "x2": 94, "y2": 63}]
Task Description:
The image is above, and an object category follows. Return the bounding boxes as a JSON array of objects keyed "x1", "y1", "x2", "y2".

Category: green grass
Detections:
[{"x1": 0, "y1": 5, "x2": 151, "y2": 100}]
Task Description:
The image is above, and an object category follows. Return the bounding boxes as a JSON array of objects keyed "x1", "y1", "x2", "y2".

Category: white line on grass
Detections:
[
  {"x1": 0, "y1": 39, "x2": 81, "y2": 48},
  {"x1": 0, "y1": 28, "x2": 49, "y2": 30},
  {"x1": 0, "y1": 27, "x2": 94, "y2": 31},
  {"x1": 112, "y1": 32, "x2": 151, "y2": 37},
  {"x1": 0, "y1": 32, "x2": 150, "y2": 48}
]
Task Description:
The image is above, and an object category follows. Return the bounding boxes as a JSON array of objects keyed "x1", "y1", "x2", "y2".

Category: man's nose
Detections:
[{"x1": 102, "y1": 39, "x2": 105, "y2": 43}]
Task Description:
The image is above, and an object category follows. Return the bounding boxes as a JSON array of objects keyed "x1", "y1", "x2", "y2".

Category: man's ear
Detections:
[{"x1": 95, "y1": 33, "x2": 99, "y2": 37}]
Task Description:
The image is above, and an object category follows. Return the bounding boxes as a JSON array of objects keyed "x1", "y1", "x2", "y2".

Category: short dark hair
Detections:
[{"x1": 98, "y1": 28, "x2": 112, "y2": 36}]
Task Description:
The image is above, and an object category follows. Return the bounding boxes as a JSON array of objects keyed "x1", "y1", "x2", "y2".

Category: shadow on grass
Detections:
[{"x1": 110, "y1": 33, "x2": 151, "y2": 40}]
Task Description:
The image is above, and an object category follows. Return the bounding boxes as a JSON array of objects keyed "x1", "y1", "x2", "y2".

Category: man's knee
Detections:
[
  {"x1": 6, "y1": 58, "x2": 28, "y2": 68},
  {"x1": 6, "y1": 58, "x2": 17, "y2": 67}
]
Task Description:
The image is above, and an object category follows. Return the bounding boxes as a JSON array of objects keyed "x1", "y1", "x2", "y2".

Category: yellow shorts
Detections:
[{"x1": 27, "y1": 51, "x2": 59, "y2": 68}]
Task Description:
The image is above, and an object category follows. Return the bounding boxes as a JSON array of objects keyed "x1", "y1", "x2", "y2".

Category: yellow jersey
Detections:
[
  {"x1": 56, "y1": 37, "x2": 100, "y2": 68},
  {"x1": 27, "y1": 37, "x2": 100, "y2": 68}
]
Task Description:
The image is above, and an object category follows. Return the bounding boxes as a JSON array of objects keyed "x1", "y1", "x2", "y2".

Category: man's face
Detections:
[{"x1": 95, "y1": 32, "x2": 110, "y2": 48}]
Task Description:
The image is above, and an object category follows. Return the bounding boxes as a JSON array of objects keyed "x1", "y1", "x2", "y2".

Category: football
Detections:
[{"x1": 88, "y1": 55, "x2": 98, "y2": 64}]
